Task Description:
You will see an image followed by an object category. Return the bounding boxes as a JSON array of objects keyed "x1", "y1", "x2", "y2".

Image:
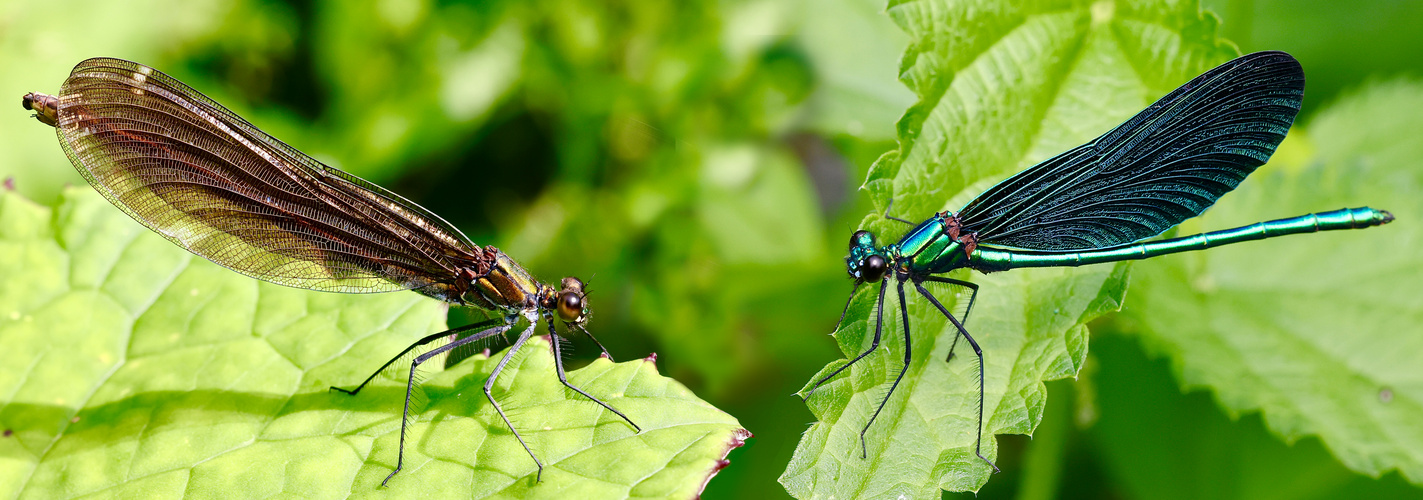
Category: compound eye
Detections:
[
  {"x1": 556, "y1": 291, "x2": 584, "y2": 322},
  {"x1": 850, "y1": 230, "x2": 873, "y2": 251},
  {"x1": 863, "y1": 254, "x2": 888, "y2": 281}
]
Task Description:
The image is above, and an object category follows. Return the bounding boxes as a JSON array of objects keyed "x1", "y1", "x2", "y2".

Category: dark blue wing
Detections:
[{"x1": 958, "y1": 51, "x2": 1304, "y2": 251}]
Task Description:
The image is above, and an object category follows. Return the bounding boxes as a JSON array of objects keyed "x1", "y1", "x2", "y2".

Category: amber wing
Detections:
[{"x1": 52, "y1": 58, "x2": 485, "y2": 294}]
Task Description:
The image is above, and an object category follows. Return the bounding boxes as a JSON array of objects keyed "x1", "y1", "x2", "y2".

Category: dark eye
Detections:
[
  {"x1": 862, "y1": 254, "x2": 888, "y2": 281},
  {"x1": 556, "y1": 292, "x2": 583, "y2": 322}
]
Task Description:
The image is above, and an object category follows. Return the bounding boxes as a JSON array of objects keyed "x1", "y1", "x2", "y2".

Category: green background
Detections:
[{"x1": 1, "y1": 0, "x2": 1421, "y2": 498}]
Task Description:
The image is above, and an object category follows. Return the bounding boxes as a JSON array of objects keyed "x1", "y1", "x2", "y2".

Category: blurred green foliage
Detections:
[{"x1": 2, "y1": 0, "x2": 1421, "y2": 498}]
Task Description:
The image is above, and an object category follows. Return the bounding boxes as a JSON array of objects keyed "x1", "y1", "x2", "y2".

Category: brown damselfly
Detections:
[{"x1": 22, "y1": 57, "x2": 638, "y2": 485}]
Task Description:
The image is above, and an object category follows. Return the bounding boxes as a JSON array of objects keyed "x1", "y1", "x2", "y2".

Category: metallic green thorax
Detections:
[
  {"x1": 866, "y1": 207, "x2": 1395, "y2": 277},
  {"x1": 897, "y1": 214, "x2": 968, "y2": 274}
]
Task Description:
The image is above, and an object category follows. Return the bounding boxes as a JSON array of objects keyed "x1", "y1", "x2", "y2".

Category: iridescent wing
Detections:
[
  {"x1": 50, "y1": 58, "x2": 485, "y2": 294},
  {"x1": 958, "y1": 51, "x2": 1305, "y2": 251}
]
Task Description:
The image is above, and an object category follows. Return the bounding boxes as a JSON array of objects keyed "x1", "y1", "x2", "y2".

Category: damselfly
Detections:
[
  {"x1": 806, "y1": 51, "x2": 1393, "y2": 470},
  {"x1": 23, "y1": 57, "x2": 637, "y2": 485}
]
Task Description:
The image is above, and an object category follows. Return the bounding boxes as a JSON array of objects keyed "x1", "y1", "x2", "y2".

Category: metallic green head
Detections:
[{"x1": 845, "y1": 230, "x2": 892, "y2": 282}]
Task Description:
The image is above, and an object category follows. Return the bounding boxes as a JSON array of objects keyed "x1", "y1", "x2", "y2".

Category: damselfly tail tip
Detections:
[
  {"x1": 1379, "y1": 210, "x2": 1395, "y2": 224},
  {"x1": 21, "y1": 92, "x2": 59, "y2": 127}
]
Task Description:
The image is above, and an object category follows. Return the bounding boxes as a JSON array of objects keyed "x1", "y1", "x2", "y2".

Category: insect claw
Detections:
[{"x1": 978, "y1": 452, "x2": 1000, "y2": 473}]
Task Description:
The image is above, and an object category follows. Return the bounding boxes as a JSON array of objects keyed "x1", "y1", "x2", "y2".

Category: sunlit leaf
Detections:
[{"x1": 0, "y1": 188, "x2": 748, "y2": 498}]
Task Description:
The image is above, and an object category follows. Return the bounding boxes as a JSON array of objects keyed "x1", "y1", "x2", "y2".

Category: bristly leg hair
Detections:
[
  {"x1": 408, "y1": 367, "x2": 432, "y2": 412},
  {"x1": 917, "y1": 278, "x2": 972, "y2": 363},
  {"x1": 919, "y1": 278, "x2": 973, "y2": 322},
  {"x1": 445, "y1": 327, "x2": 509, "y2": 368},
  {"x1": 550, "y1": 333, "x2": 581, "y2": 399},
  {"x1": 386, "y1": 324, "x2": 513, "y2": 411},
  {"x1": 483, "y1": 340, "x2": 541, "y2": 411}
]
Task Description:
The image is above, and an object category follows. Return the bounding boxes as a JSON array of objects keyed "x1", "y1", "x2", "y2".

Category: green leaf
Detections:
[
  {"x1": 0, "y1": 188, "x2": 748, "y2": 498},
  {"x1": 780, "y1": 0, "x2": 1236, "y2": 496},
  {"x1": 1121, "y1": 79, "x2": 1423, "y2": 485}
]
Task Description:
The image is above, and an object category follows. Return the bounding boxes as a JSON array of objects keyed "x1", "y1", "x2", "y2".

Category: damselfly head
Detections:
[
  {"x1": 554, "y1": 276, "x2": 589, "y2": 324},
  {"x1": 849, "y1": 229, "x2": 876, "y2": 252},
  {"x1": 22, "y1": 92, "x2": 59, "y2": 127},
  {"x1": 845, "y1": 230, "x2": 888, "y2": 282}
]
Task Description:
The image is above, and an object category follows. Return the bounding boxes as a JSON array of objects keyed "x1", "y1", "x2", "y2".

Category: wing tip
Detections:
[
  {"x1": 69, "y1": 57, "x2": 151, "y2": 78},
  {"x1": 1240, "y1": 50, "x2": 1304, "y2": 86}
]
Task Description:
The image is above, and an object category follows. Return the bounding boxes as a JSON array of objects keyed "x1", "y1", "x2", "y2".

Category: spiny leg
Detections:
[
  {"x1": 914, "y1": 280, "x2": 999, "y2": 473},
  {"x1": 918, "y1": 276, "x2": 979, "y2": 362},
  {"x1": 804, "y1": 276, "x2": 888, "y2": 401},
  {"x1": 883, "y1": 198, "x2": 915, "y2": 226},
  {"x1": 331, "y1": 317, "x2": 507, "y2": 396},
  {"x1": 919, "y1": 276, "x2": 979, "y2": 323},
  {"x1": 858, "y1": 278, "x2": 914, "y2": 459},
  {"x1": 574, "y1": 323, "x2": 614, "y2": 361},
  {"x1": 830, "y1": 280, "x2": 864, "y2": 334},
  {"x1": 547, "y1": 319, "x2": 641, "y2": 432},
  {"x1": 485, "y1": 324, "x2": 545, "y2": 480},
  {"x1": 382, "y1": 322, "x2": 513, "y2": 486}
]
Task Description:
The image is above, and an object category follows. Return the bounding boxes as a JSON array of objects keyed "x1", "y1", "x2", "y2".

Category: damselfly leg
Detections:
[
  {"x1": 803, "y1": 277, "x2": 889, "y2": 401},
  {"x1": 385, "y1": 321, "x2": 515, "y2": 486},
  {"x1": 883, "y1": 198, "x2": 915, "y2": 226},
  {"x1": 574, "y1": 323, "x2": 615, "y2": 361},
  {"x1": 329, "y1": 317, "x2": 508, "y2": 396},
  {"x1": 917, "y1": 276, "x2": 979, "y2": 362},
  {"x1": 914, "y1": 280, "x2": 997, "y2": 472},
  {"x1": 547, "y1": 319, "x2": 641, "y2": 432},
  {"x1": 856, "y1": 279, "x2": 915, "y2": 458},
  {"x1": 475, "y1": 323, "x2": 547, "y2": 480}
]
